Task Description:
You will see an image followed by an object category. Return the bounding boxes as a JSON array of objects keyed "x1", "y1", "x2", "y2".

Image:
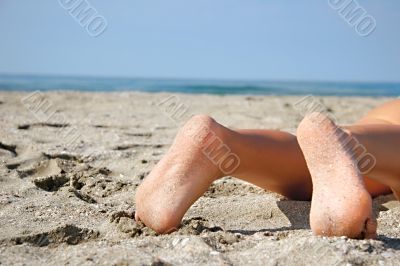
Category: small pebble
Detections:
[
  {"x1": 180, "y1": 238, "x2": 189, "y2": 246},
  {"x1": 360, "y1": 243, "x2": 370, "y2": 251},
  {"x1": 172, "y1": 238, "x2": 180, "y2": 247}
]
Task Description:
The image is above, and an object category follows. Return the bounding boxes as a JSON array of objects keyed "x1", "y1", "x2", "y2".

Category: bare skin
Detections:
[
  {"x1": 297, "y1": 113, "x2": 377, "y2": 239},
  {"x1": 135, "y1": 100, "x2": 400, "y2": 237}
]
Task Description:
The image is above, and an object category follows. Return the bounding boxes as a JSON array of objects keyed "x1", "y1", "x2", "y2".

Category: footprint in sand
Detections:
[
  {"x1": 2, "y1": 224, "x2": 99, "y2": 247},
  {"x1": 3, "y1": 145, "x2": 45, "y2": 175},
  {"x1": 4, "y1": 146, "x2": 132, "y2": 204}
]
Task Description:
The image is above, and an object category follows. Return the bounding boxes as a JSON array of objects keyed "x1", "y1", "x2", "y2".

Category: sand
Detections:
[{"x1": 0, "y1": 91, "x2": 399, "y2": 265}]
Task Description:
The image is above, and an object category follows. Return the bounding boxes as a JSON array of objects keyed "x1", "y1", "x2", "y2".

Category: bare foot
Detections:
[
  {"x1": 134, "y1": 115, "x2": 225, "y2": 233},
  {"x1": 297, "y1": 113, "x2": 377, "y2": 239}
]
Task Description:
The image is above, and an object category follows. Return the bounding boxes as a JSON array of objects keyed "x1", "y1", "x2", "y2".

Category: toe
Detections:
[{"x1": 363, "y1": 217, "x2": 377, "y2": 239}]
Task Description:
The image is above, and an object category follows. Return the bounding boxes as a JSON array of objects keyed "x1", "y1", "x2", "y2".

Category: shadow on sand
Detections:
[{"x1": 228, "y1": 193, "x2": 400, "y2": 249}]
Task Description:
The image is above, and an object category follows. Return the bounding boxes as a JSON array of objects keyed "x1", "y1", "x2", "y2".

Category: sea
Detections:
[{"x1": 0, "y1": 74, "x2": 399, "y2": 97}]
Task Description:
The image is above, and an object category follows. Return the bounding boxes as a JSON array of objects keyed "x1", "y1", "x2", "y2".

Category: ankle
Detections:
[{"x1": 177, "y1": 115, "x2": 239, "y2": 180}]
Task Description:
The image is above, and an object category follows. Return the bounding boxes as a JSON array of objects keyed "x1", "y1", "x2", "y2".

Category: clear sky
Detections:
[{"x1": 0, "y1": 0, "x2": 399, "y2": 82}]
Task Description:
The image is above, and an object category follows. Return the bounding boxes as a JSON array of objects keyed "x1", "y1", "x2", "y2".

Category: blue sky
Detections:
[{"x1": 0, "y1": 0, "x2": 399, "y2": 82}]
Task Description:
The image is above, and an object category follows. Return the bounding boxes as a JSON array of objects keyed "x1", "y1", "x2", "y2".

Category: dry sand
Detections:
[{"x1": 0, "y1": 91, "x2": 399, "y2": 265}]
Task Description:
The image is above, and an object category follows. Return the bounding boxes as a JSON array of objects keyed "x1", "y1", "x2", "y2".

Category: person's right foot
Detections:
[{"x1": 297, "y1": 113, "x2": 377, "y2": 239}]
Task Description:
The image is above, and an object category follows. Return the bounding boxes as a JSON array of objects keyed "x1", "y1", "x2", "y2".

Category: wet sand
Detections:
[{"x1": 0, "y1": 91, "x2": 399, "y2": 265}]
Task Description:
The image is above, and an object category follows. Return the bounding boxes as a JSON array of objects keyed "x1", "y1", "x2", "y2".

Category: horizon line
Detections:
[{"x1": 0, "y1": 72, "x2": 400, "y2": 85}]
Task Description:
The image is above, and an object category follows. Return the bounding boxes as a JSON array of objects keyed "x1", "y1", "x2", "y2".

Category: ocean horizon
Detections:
[{"x1": 1, "y1": 74, "x2": 399, "y2": 97}]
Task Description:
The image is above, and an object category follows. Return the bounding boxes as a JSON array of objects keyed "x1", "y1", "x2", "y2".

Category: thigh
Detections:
[
  {"x1": 358, "y1": 100, "x2": 400, "y2": 125},
  {"x1": 356, "y1": 99, "x2": 400, "y2": 197}
]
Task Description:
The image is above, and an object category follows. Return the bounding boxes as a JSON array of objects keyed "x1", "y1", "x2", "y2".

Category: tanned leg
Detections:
[
  {"x1": 135, "y1": 100, "x2": 400, "y2": 236},
  {"x1": 297, "y1": 100, "x2": 400, "y2": 239},
  {"x1": 135, "y1": 115, "x2": 312, "y2": 233},
  {"x1": 350, "y1": 99, "x2": 400, "y2": 198}
]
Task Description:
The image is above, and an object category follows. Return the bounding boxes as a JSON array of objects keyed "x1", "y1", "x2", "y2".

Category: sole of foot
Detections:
[
  {"x1": 134, "y1": 115, "x2": 224, "y2": 233},
  {"x1": 297, "y1": 112, "x2": 377, "y2": 239}
]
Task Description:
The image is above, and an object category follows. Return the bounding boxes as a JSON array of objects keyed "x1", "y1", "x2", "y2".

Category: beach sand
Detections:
[{"x1": 0, "y1": 91, "x2": 399, "y2": 265}]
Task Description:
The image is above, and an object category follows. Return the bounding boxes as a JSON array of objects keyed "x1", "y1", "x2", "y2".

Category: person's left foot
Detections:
[
  {"x1": 134, "y1": 115, "x2": 225, "y2": 233},
  {"x1": 297, "y1": 112, "x2": 377, "y2": 239}
]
